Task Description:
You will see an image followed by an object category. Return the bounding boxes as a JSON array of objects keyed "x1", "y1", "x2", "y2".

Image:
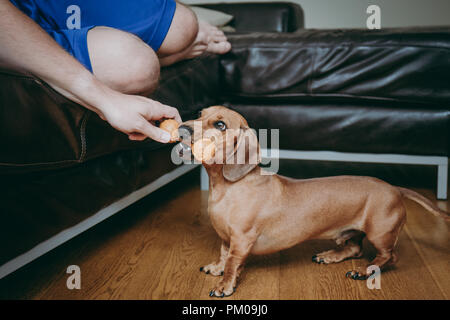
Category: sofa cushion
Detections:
[
  {"x1": 220, "y1": 27, "x2": 450, "y2": 109},
  {"x1": 190, "y1": 6, "x2": 234, "y2": 27},
  {"x1": 231, "y1": 102, "x2": 450, "y2": 156}
]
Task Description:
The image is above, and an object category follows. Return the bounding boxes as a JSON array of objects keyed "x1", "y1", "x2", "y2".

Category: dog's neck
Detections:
[
  {"x1": 203, "y1": 164, "x2": 265, "y2": 188},
  {"x1": 203, "y1": 164, "x2": 226, "y2": 189},
  {"x1": 203, "y1": 164, "x2": 274, "y2": 207}
]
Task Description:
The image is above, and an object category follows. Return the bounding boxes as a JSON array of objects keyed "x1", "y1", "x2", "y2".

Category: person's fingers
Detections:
[
  {"x1": 164, "y1": 105, "x2": 182, "y2": 123},
  {"x1": 137, "y1": 120, "x2": 171, "y2": 143},
  {"x1": 128, "y1": 133, "x2": 147, "y2": 141},
  {"x1": 146, "y1": 103, "x2": 182, "y2": 123}
]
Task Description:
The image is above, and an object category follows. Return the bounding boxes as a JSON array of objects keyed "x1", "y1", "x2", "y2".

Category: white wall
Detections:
[{"x1": 183, "y1": 0, "x2": 450, "y2": 29}]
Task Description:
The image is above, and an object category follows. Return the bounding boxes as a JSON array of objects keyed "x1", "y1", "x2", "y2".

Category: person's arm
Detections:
[{"x1": 0, "y1": 0, "x2": 180, "y2": 143}]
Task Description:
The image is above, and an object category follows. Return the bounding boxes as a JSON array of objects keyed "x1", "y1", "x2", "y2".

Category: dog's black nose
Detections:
[{"x1": 178, "y1": 124, "x2": 193, "y2": 137}]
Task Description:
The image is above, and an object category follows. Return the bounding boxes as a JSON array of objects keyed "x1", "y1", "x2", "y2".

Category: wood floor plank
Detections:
[
  {"x1": 39, "y1": 194, "x2": 173, "y2": 299},
  {"x1": 31, "y1": 175, "x2": 204, "y2": 299},
  {"x1": 132, "y1": 190, "x2": 219, "y2": 300},
  {"x1": 0, "y1": 179, "x2": 448, "y2": 300},
  {"x1": 401, "y1": 189, "x2": 449, "y2": 299},
  {"x1": 279, "y1": 240, "x2": 362, "y2": 299},
  {"x1": 0, "y1": 232, "x2": 92, "y2": 299},
  {"x1": 350, "y1": 228, "x2": 445, "y2": 300},
  {"x1": 215, "y1": 253, "x2": 281, "y2": 300}
]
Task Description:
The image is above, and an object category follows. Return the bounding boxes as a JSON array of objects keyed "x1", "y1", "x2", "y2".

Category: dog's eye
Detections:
[
  {"x1": 197, "y1": 110, "x2": 202, "y2": 118},
  {"x1": 214, "y1": 121, "x2": 227, "y2": 131}
]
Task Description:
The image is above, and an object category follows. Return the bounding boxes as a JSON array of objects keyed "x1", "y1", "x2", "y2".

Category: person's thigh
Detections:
[
  {"x1": 157, "y1": 2, "x2": 198, "y2": 57},
  {"x1": 87, "y1": 26, "x2": 160, "y2": 95}
]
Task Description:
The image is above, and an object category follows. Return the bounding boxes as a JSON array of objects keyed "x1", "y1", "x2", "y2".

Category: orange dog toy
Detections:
[
  {"x1": 159, "y1": 119, "x2": 180, "y2": 142},
  {"x1": 192, "y1": 138, "x2": 216, "y2": 162}
]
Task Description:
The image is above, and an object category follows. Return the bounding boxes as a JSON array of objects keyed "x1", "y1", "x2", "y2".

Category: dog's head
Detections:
[{"x1": 178, "y1": 106, "x2": 260, "y2": 182}]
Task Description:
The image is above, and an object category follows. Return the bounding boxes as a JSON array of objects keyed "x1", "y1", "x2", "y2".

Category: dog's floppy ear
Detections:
[{"x1": 223, "y1": 127, "x2": 260, "y2": 182}]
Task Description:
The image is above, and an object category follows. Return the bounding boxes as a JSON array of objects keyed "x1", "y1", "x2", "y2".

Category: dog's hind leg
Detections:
[
  {"x1": 312, "y1": 231, "x2": 365, "y2": 265},
  {"x1": 346, "y1": 234, "x2": 398, "y2": 280},
  {"x1": 346, "y1": 208, "x2": 405, "y2": 280}
]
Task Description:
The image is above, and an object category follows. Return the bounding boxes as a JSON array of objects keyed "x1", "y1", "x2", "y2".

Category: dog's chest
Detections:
[{"x1": 207, "y1": 200, "x2": 232, "y2": 243}]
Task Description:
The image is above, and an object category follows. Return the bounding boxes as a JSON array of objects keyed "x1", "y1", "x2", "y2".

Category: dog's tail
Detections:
[{"x1": 398, "y1": 187, "x2": 450, "y2": 221}]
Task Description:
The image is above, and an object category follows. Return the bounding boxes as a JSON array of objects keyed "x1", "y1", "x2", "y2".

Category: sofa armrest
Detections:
[
  {"x1": 0, "y1": 54, "x2": 221, "y2": 174},
  {"x1": 198, "y1": 2, "x2": 304, "y2": 33}
]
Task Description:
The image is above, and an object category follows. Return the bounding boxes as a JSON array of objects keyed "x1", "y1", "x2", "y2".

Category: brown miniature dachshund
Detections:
[{"x1": 178, "y1": 106, "x2": 449, "y2": 298}]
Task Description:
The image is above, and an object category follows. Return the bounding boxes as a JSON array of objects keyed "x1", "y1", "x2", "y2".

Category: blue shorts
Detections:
[{"x1": 11, "y1": 0, "x2": 176, "y2": 72}]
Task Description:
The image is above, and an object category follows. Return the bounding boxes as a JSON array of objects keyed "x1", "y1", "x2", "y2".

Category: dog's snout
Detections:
[
  {"x1": 178, "y1": 124, "x2": 194, "y2": 145},
  {"x1": 178, "y1": 124, "x2": 194, "y2": 136}
]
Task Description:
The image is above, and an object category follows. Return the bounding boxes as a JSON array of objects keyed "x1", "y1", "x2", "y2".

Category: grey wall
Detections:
[{"x1": 183, "y1": 0, "x2": 450, "y2": 29}]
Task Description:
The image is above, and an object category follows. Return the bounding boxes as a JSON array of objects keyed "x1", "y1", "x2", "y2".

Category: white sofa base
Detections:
[{"x1": 201, "y1": 149, "x2": 448, "y2": 200}]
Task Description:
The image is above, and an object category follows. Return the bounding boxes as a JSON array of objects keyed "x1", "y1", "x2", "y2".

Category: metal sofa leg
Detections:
[
  {"x1": 437, "y1": 164, "x2": 448, "y2": 200},
  {"x1": 201, "y1": 166, "x2": 209, "y2": 190}
]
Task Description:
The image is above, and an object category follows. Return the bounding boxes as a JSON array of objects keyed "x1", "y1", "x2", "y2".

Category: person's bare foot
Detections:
[
  {"x1": 159, "y1": 20, "x2": 231, "y2": 66},
  {"x1": 179, "y1": 21, "x2": 231, "y2": 58},
  {"x1": 199, "y1": 21, "x2": 232, "y2": 54}
]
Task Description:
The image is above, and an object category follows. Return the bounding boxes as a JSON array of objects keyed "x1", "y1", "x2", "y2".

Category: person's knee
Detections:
[
  {"x1": 158, "y1": 3, "x2": 199, "y2": 55},
  {"x1": 125, "y1": 43, "x2": 160, "y2": 94},
  {"x1": 178, "y1": 4, "x2": 199, "y2": 50},
  {"x1": 88, "y1": 27, "x2": 160, "y2": 94}
]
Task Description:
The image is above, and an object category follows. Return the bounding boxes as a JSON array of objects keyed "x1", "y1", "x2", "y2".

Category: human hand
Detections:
[{"x1": 98, "y1": 91, "x2": 182, "y2": 143}]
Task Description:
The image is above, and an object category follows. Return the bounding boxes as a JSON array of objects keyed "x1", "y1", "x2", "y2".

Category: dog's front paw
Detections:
[
  {"x1": 200, "y1": 263, "x2": 224, "y2": 276},
  {"x1": 209, "y1": 281, "x2": 235, "y2": 298}
]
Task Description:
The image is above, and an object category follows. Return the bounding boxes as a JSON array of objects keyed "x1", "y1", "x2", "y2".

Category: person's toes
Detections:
[
  {"x1": 184, "y1": 43, "x2": 207, "y2": 59},
  {"x1": 207, "y1": 41, "x2": 231, "y2": 54},
  {"x1": 212, "y1": 33, "x2": 227, "y2": 43},
  {"x1": 213, "y1": 29, "x2": 225, "y2": 37}
]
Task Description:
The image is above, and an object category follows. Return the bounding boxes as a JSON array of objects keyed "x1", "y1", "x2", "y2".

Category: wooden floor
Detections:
[{"x1": 0, "y1": 170, "x2": 449, "y2": 300}]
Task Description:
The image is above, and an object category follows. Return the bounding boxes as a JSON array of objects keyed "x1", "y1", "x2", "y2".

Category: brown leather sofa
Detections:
[{"x1": 0, "y1": 2, "x2": 448, "y2": 279}]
